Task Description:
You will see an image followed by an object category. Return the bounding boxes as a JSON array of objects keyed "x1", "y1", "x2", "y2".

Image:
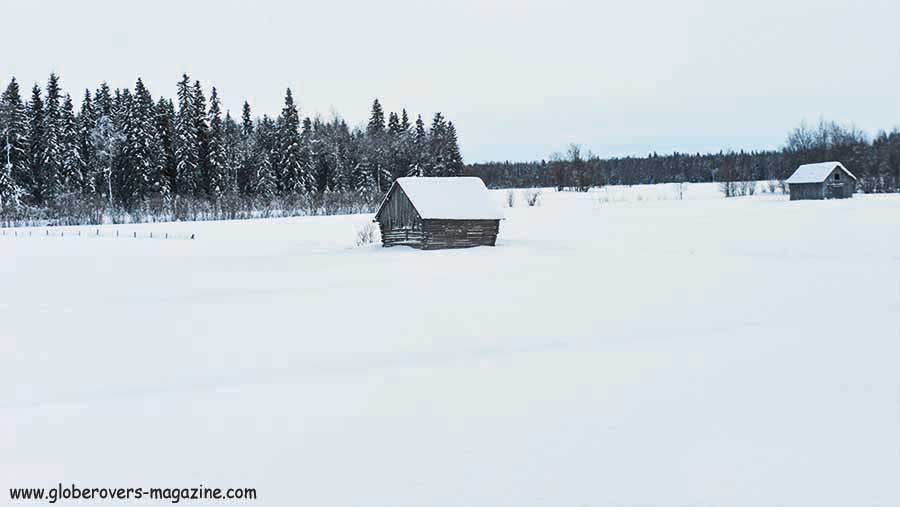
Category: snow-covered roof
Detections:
[
  {"x1": 377, "y1": 177, "x2": 504, "y2": 220},
  {"x1": 786, "y1": 161, "x2": 856, "y2": 184}
]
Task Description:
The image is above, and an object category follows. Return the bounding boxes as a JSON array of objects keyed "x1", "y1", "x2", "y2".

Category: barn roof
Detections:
[
  {"x1": 376, "y1": 177, "x2": 504, "y2": 220},
  {"x1": 786, "y1": 161, "x2": 856, "y2": 184}
]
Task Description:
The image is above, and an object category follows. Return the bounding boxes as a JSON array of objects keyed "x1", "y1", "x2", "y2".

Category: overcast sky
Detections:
[{"x1": 1, "y1": 0, "x2": 898, "y2": 162}]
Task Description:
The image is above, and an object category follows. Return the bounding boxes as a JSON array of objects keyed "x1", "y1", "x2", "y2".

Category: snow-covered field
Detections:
[{"x1": 2, "y1": 184, "x2": 899, "y2": 506}]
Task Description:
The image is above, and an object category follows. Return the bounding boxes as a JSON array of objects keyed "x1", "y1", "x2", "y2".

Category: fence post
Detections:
[{"x1": 133, "y1": 231, "x2": 137, "y2": 238}]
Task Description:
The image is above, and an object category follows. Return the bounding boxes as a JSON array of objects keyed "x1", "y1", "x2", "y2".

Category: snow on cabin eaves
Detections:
[
  {"x1": 381, "y1": 177, "x2": 504, "y2": 220},
  {"x1": 786, "y1": 161, "x2": 856, "y2": 184}
]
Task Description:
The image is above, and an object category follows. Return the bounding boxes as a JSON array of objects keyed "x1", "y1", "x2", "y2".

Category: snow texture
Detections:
[
  {"x1": 380, "y1": 176, "x2": 504, "y2": 220},
  {"x1": 786, "y1": 161, "x2": 856, "y2": 184},
  {"x1": 2, "y1": 184, "x2": 899, "y2": 506}
]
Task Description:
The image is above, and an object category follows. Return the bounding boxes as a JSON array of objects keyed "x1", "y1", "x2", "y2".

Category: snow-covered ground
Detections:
[{"x1": 2, "y1": 184, "x2": 899, "y2": 506}]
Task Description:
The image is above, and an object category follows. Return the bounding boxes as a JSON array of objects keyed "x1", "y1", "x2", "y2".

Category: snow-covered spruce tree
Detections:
[
  {"x1": 25, "y1": 84, "x2": 45, "y2": 205},
  {"x1": 365, "y1": 98, "x2": 391, "y2": 191},
  {"x1": 118, "y1": 79, "x2": 162, "y2": 210},
  {"x1": 192, "y1": 81, "x2": 209, "y2": 198},
  {"x1": 60, "y1": 94, "x2": 85, "y2": 195},
  {"x1": 351, "y1": 129, "x2": 376, "y2": 193},
  {"x1": 305, "y1": 117, "x2": 326, "y2": 193},
  {"x1": 0, "y1": 80, "x2": 21, "y2": 213},
  {"x1": 0, "y1": 153, "x2": 17, "y2": 213},
  {"x1": 407, "y1": 114, "x2": 427, "y2": 176},
  {"x1": 1, "y1": 78, "x2": 28, "y2": 205},
  {"x1": 94, "y1": 82, "x2": 112, "y2": 119},
  {"x1": 41, "y1": 73, "x2": 65, "y2": 202},
  {"x1": 253, "y1": 115, "x2": 278, "y2": 202},
  {"x1": 77, "y1": 89, "x2": 99, "y2": 196},
  {"x1": 206, "y1": 87, "x2": 227, "y2": 202},
  {"x1": 330, "y1": 119, "x2": 353, "y2": 192},
  {"x1": 275, "y1": 88, "x2": 310, "y2": 195},
  {"x1": 400, "y1": 109, "x2": 411, "y2": 131},
  {"x1": 237, "y1": 101, "x2": 255, "y2": 195},
  {"x1": 174, "y1": 74, "x2": 199, "y2": 199},
  {"x1": 299, "y1": 116, "x2": 317, "y2": 193},
  {"x1": 155, "y1": 97, "x2": 176, "y2": 202},
  {"x1": 446, "y1": 121, "x2": 464, "y2": 176},
  {"x1": 223, "y1": 110, "x2": 241, "y2": 196},
  {"x1": 428, "y1": 112, "x2": 449, "y2": 176},
  {"x1": 387, "y1": 110, "x2": 411, "y2": 181}
]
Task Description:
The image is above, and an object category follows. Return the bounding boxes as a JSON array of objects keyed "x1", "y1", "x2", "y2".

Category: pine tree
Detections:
[
  {"x1": 206, "y1": 87, "x2": 227, "y2": 201},
  {"x1": 174, "y1": 74, "x2": 199, "y2": 197}
]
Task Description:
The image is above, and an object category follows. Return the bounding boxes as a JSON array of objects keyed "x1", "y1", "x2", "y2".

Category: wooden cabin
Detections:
[
  {"x1": 786, "y1": 161, "x2": 856, "y2": 200},
  {"x1": 373, "y1": 177, "x2": 503, "y2": 249}
]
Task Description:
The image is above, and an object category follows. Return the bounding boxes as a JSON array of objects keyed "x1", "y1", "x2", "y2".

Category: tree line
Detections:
[
  {"x1": 467, "y1": 120, "x2": 900, "y2": 194},
  {"x1": 0, "y1": 74, "x2": 464, "y2": 225}
]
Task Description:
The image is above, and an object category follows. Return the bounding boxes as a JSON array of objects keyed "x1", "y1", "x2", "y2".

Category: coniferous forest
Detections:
[
  {"x1": 468, "y1": 120, "x2": 900, "y2": 194},
  {"x1": 3, "y1": 74, "x2": 899, "y2": 227},
  {"x1": 0, "y1": 74, "x2": 464, "y2": 226}
]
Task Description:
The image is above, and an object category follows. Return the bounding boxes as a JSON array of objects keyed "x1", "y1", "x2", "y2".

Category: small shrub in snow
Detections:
[
  {"x1": 525, "y1": 189, "x2": 542, "y2": 207},
  {"x1": 720, "y1": 180, "x2": 736, "y2": 198},
  {"x1": 355, "y1": 222, "x2": 378, "y2": 247},
  {"x1": 506, "y1": 190, "x2": 516, "y2": 208}
]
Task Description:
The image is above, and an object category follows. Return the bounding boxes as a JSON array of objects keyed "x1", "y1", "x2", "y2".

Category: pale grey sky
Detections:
[{"x1": 1, "y1": 0, "x2": 898, "y2": 162}]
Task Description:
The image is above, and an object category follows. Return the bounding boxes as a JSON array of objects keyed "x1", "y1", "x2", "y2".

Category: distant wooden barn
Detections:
[
  {"x1": 786, "y1": 161, "x2": 856, "y2": 200},
  {"x1": 373, "y1": 177, "x2": 503, "y2": 249}
]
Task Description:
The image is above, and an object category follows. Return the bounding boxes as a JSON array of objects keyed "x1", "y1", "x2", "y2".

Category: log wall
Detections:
[{"x1": 375, "y1": 184, "x2": 501, "y2": 249}]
